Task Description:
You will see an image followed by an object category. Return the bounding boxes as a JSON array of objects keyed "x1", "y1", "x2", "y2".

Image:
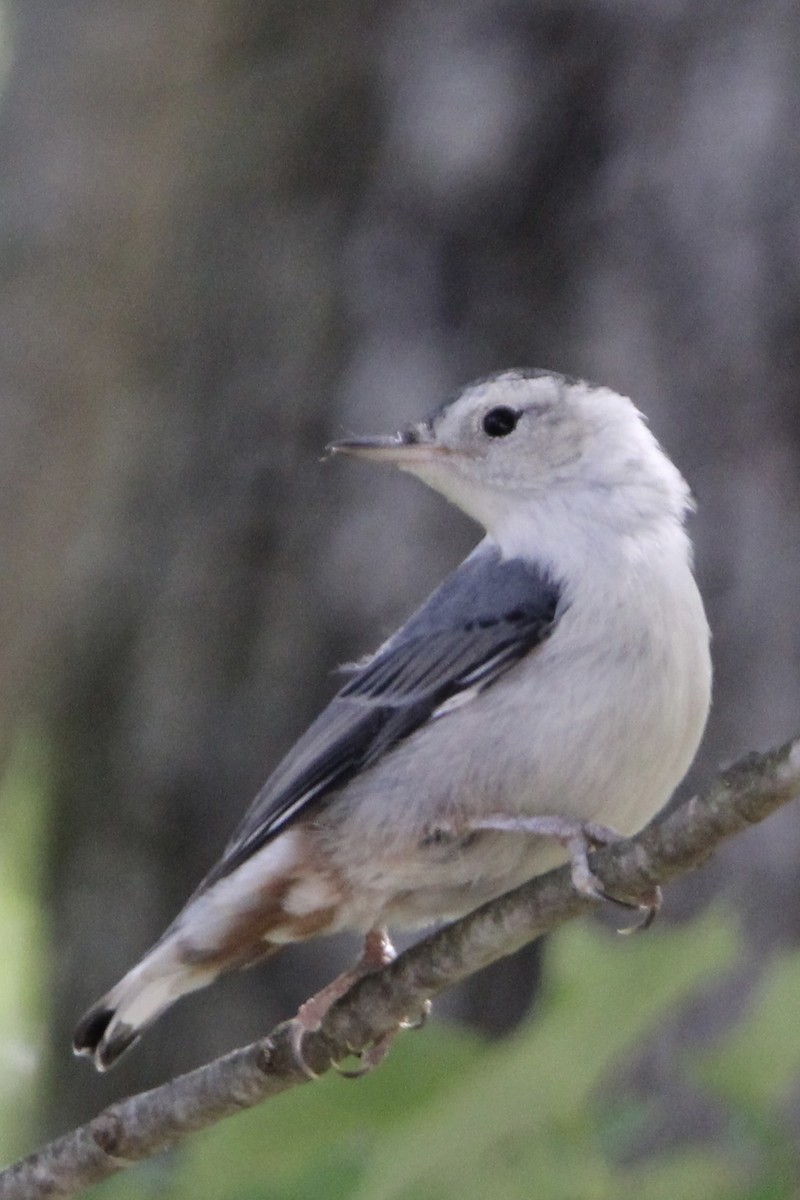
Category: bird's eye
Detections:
[{"x1": 482, "y1": 406, "x2": 520, "y2": 438}]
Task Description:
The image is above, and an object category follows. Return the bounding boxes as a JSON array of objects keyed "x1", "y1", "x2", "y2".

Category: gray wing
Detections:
[{"x1": 204, "y1": 543, "x2": 563, "y2": 883}]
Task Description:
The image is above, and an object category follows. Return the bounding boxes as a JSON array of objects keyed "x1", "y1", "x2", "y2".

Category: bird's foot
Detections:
[
  {"x1": 333, "y1": 999, "x2": 433, "y2": 1078},
  {"x1": 445, "y1": 814, "x2": 662, "y2": 931},
  {"x1": 290, "y1": 928, "x2": 426, "y2": 1079}
]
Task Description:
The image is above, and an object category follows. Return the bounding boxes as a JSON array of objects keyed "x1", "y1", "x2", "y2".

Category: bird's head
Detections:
[{"x1": 329, "y1": 370, "x2": 691, "y2": 544}]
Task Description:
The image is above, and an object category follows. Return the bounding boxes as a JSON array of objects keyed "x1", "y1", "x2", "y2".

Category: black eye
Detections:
[{"x1": 482, "y1": 406, "x2": 520, "y2": 437}]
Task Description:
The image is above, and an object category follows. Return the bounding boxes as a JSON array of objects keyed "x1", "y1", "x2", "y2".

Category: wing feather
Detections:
[{"x1": 203, "y1": 543, "x2": 562, "y2": 884}]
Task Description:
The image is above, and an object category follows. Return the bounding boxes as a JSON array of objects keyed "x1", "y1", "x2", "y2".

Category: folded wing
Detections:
[{"x1": 204, "y1": 542, "x2": 563, "y2": 884}]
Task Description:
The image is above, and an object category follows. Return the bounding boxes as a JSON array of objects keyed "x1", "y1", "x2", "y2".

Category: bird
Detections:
[{"x1": 74, "y1": 368, "x2": 712, "y2": 1072}]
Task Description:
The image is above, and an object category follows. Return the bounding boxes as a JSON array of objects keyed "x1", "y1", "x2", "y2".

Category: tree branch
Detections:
[{"x1": 3, "y1": 737, "x2": 800, "y2": 1200}]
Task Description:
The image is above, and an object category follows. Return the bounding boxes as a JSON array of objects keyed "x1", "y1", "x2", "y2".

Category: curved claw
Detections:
[
  {"x1": 401, "y1": 999, "x2": 432, "y2": 1031},
  {"x1": 562, "y1": 827, "x2": 662, "y2": 932},
  {"x1": 617, "y1": 885, "x2": 663, "y2": 935},
  {"x1": 332, "y1": 1031, "x2": 395, "y2": 1078},
  {"x1": 585, "y1": 873, "x2": 662, "y2": 934},
  {"x1": 289, "y1": 1018, "x2": 322, "y2": 1081}
]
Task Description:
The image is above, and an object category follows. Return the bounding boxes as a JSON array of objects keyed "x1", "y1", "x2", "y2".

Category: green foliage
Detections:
[
  {"x1": 698, "y1": 951, "x2": 800, "y2": 1111},
  {"x1": 0, "y1": 737, "x2": 49, "y2": 1161},
  {"x1": 695, "y1": 950, "x2": 800, "y2": 1195}
]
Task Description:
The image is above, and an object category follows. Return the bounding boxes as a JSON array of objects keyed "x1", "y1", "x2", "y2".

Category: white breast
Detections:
[{"x1": 319, "y1": 518, "x2": 711, "y2": 931}]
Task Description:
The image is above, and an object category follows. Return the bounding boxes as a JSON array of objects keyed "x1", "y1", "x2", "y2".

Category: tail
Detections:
[
  {"x1": 74, "y1": 831, "x2": 310, "y2": 1069},
  {"x1": 73, "y1": 943, "x2": 218, "y2": 1072}
]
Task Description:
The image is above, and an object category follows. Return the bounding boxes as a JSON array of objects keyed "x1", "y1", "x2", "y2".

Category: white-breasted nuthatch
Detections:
[{"x1": 74, "y1": 369, "x2": 711, "y2": 1072}]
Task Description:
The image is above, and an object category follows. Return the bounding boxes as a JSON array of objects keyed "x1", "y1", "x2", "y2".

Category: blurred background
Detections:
[{"x1": 2, "y1": 0, "x2": 800, "y2": 1195}]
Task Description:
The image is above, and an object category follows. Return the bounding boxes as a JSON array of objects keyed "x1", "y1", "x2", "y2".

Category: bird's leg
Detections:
[
  {"x1": 290, "y1": 928, "x2": 429, "y2": 1079},
  {"x1": 294, "y1": 928, "x2": 396, "y2": 1035},
  {"x1": 441, "y1": 814, "x2": 661, "y2": 929}
]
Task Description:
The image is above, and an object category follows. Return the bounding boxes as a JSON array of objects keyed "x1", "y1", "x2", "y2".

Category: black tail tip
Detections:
[
  {"x1": 73, "y1": 1006, "x2": 115, "y2": 1056},
  {"x1": 73, "y1": 1006, "x2": 140, "y2": 1071}
]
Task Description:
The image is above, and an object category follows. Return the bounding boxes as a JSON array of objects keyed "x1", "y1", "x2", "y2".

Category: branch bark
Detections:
[{"x1": 3, "y1": 737, "x2": 800, "y2": 1200}]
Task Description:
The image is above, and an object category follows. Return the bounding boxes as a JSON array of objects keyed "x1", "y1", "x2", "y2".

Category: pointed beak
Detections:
[{"x1": 326, "y1": 423, "x2": 445, "y2": 466}]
